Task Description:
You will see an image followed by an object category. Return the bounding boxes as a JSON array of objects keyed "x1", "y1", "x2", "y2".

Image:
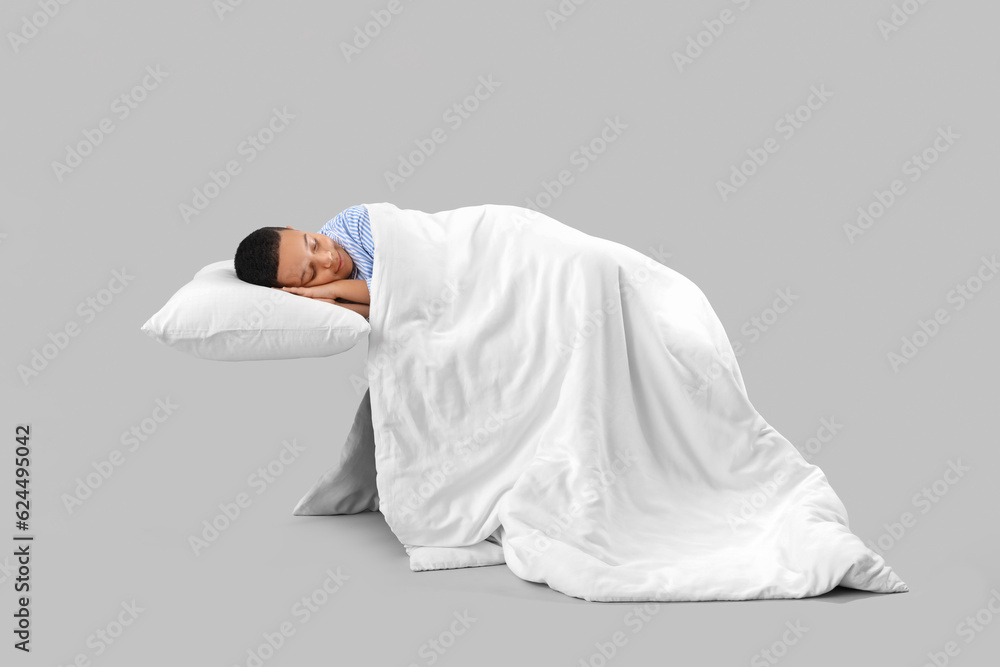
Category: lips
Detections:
[{"x1": 335, "y1": 248, "x2": 342, "y2": 273}]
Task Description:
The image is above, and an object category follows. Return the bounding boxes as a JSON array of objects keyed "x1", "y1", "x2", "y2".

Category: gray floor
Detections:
[{"x1": 41, "y1": 491, "x2": 992, "y2": 666}]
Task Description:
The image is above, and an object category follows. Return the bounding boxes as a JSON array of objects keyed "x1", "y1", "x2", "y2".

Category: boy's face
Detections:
[{"x1": 275, "y1": 226, "x2": 354, "y2": 287}]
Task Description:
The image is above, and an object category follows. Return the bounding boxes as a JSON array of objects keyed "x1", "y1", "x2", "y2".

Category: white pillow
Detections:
[{"x1": 140, "y1": 259, "x2": 370, "y2": 361}]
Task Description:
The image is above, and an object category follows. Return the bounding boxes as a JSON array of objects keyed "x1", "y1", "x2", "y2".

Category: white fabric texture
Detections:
[
  {"x1": 288, "y1": 388, "x2": 505, "y2": 571},
  {"x1": 290, "y1": 388, "x2": 506, "y2": 572},
  {"x1": 362, "y1": 201, "x2": 909, "y2": 602},
  {"x1": 292, "y1": 389, "x2": 380, "y2": 516},
  {"x1": 140, "y1": 259, "x2": 370, "y2": 362},
  {"x1": 405, "y1": 529, "x2": 506, "y2": 572}
]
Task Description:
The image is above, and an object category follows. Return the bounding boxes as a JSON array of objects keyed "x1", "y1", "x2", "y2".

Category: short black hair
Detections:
[{"x1": 234, "y1": 226, "x2": 286, "y2": 287}]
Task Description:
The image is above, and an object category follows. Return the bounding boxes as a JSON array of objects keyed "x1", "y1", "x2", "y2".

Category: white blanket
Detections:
[{"x1": 362, "y1": 201, "x2": 908, "y2": 601}]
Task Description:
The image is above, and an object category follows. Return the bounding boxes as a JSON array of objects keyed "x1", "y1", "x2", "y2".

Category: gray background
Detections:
[{"x1": 2, "y1": 0, "x2": 998, "y2": 665}]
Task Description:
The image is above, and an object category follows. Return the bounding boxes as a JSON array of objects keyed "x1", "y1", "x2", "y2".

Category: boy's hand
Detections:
[
  {"x1": 272, "y1": 283, "x2": 369, "y2": 319},
  {"x1": 274, "y1": 282, "x2": 340, "y2": 300},
  {"x1": 274, "y1": 279, "x2": 369, "y2": 305}
]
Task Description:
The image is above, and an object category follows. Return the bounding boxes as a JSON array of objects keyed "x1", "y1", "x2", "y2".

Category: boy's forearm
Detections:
[{"x1": 334, "y1": 279, "x2": 370, "y2": 304}]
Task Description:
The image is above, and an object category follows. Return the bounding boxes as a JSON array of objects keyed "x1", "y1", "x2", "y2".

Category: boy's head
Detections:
[{"x1": 234, "y1": 226, "x2": 354, "y2": 288}]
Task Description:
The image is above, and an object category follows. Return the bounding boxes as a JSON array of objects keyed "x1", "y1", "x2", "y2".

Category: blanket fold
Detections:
[{"x1": 362, "y1": 201, "x2": 908, "y2": 602}]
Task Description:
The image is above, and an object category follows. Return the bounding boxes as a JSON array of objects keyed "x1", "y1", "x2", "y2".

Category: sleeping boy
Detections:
[{"x1": 233, "y1": 205, "x2": 373, "y2": 319}]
